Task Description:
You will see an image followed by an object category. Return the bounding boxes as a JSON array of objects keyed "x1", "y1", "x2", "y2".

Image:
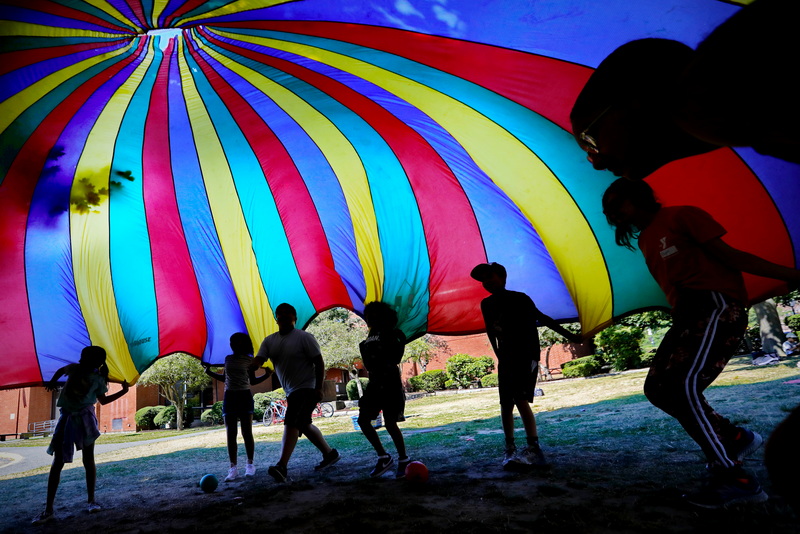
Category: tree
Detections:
[
  {"x1": 137, "y1": 353, "x2": 210, "y2": 431},
  {"x1": 307, "y1": 308, "x2": 365, "y2": 373},
  {"x1": 751, "y1": 299, "x2": 786, "y2": 356},
  {"x1": 595, "y1": 325, "x2": 645, "y2": 371},
  {"x1": 403, "y1": 334, "x2": 448, "y2": 373},
  {"x1": 445, "y1": 354, "x2": 495, "y2": 388},
  {"x1": 538, "y1": 322, "x2": 581, "y2": 380}
]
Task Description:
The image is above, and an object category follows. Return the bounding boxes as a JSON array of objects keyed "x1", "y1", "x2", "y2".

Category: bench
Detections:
[
  {"x1": 21, "y1": 419, "x2": 57, "y2": 439},
  {"x1": 0, "y1": 433, "x2": 18, "y2": 441}
]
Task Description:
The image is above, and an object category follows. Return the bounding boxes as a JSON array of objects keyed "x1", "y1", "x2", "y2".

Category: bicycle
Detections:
[{"x1": 263, "y1": 399, "x2": 335, "y2": 426}]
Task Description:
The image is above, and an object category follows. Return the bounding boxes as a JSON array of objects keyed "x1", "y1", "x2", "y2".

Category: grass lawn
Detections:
[{"x1": 1, "y1": 355, "x2": 798, "y2": 533}]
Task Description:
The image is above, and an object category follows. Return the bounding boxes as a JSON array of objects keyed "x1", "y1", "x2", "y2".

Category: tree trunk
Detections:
[
  {"x1": 541, "y1": 346, "x2": 553, "y2": 381},
  {"x1": 176, "y1": 400, "x2": 184, "y2": 431},
  {"x1": 754, "y1": 299, "x2": 786, "y2": 357},
  {"x1": 350, "y1": 368, "x2": 364, "y2": 398}
]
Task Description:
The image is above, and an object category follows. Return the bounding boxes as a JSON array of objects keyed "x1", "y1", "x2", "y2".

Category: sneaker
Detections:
[
  {"x1": 224, "y1": 466, "x2": 238, "y2": 482},
  {"x1": 728, "y1": 428, "x2": 763, "y2": 462},
  {"x1": 370, "y1": 455, "x2": 393, "y2": 478},
  {"x1": 87, "y1": 502, "x2": 102, "y2": 513},
  {"x1": 31, "y1": 511, "x2": 54, "y2": 525},
  {"x1": 502, "y1": 448, "x2": 523, "y2": 471},
  {"x1": 396, "y1": 457, "x2": 411, "y2": 479},
  {"x1": 245, "y1": 463, "x2": 256, "y2": 477},
  {"x1": 753, "y1": 353, "x2": 779, "y2": 366},
  {"x1": 683, "y1": 468, "x2": 769, "y2": 509},
  {"x1": 315, "y1": 448, "x2": 340, "y2": 471},
  {"x1": 519, "y1": 445, "x2": 548, "y2": 467},
  {"x1": 268, "y1": 464, "x2": 288, "y2": 483}
]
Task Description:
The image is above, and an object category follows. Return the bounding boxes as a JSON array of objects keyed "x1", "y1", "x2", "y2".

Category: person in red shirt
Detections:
[{"x1": 602, "y1": 178, "x2": 800, "y2": 508}]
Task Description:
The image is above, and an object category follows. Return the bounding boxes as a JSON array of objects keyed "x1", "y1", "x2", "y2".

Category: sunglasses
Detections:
[{"x1": 578, "y1": 105, "x2": 612, "y2": 155}]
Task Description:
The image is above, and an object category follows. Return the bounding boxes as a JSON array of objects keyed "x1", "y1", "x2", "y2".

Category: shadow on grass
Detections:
[{"x1": 2, "y1": 376, "x2": 799, "y2": 533}]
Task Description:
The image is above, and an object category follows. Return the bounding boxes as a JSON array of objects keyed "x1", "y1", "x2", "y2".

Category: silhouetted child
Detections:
[
  {"x1": 357, "y1": 301, "x2": 410, "y2": 478},
  {"x1": 33, "y1": 346, "x2": 129, "y2": 524},
  {"x1": 602, "y1": 178, "x2": 800, "y2": 508},
  {"x1": 203, "y1": 333, "x2": 271, "y2": 482},
  {"x1": 471, "y1": 262, "x2": 580, "y2": 470}
]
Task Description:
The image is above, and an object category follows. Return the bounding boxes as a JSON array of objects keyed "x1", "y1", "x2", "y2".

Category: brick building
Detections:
[
  {"x1": 399, "y1": 333, "x2": 592, "y2": 385},
  {"x1": 1, "y1": 333, "x2": 590, "y2": 438},
  {"x1": 0, "y1": 382, "x2": 161, "y2": 439}
]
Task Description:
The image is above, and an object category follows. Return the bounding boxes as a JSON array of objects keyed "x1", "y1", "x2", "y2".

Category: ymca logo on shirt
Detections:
[{"x1": 659, "y1": 236, "x2": 678, "y2": 259}]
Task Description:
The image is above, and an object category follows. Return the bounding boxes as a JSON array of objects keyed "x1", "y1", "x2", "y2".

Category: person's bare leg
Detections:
[
  {"x1": 301, "y1": 423, "x2": 332, "y2": 455},
  {"x1": 515, "y1": 400, "x2": 538, "y2": 441},
  {"x1": 241, "y1": 415, "x2": 255, "y2": 463},
  {"x1": 83, "y1": 443, "x2": 97, "y2": 504},
  {"x1": 359, "y1": 417, "x2": 387, "y2": 456},
  {"x1": 44, "y1": 446, "x2": 65, "y2": 514},
  {"x1": 384, "y1": 420, "x2": 407, "y2": 459},
  {"x1": 224, "y1": 414, "x2": 239, "y2": 466},
  {"x1": 277, "y1": 426, "x2": 301, "y2": 467},
  {"x1": 500, "y1": 403, "x2": 517, "y2": 450}
]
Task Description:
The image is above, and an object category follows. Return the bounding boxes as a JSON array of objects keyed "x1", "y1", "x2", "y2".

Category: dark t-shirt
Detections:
[
  {"x1": 359, "y1": 328, "x2": 406, "y2": 386},
  {"x1": 480, "y1": 290, "x2": 541, "y2": 363}
]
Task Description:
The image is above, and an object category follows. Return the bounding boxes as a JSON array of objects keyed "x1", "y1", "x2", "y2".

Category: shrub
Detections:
[
  {"x1": 786, "y1": 314, "x2": 800, "y2": 334},
  {"x1": 200, "y1": 401, "x2": 224, "y2": 425},
  {"x1": 408, "y1": 369, "x2": 447, "y2": 392},
  {"x1": 744, "y1": 325, "x2": 762, "y2": 352},
  {"x1": 561, "y1": 355, "x2": 603, "y2": 378},
  {"x1": 200, "y1": 409, "x2": 218, "y2": 425},
  {"x1": 134, "y1": 406, "x2": 165, "y2": 430},
  {"x1": 154, "y1": 405, "x2": 177, "y2": 428},
  {"x1": 346, "y1": 378, "x2": 370, "y2": 400},
  {"x1": 480, "y1": 373, "x2": 499, "y2": 388},
  {"x1": 445, "y1": 354, "x2": 495, "y2": 388},
  {"x1": 595, "y1": 325, "x2": 645, "y2": 371}
]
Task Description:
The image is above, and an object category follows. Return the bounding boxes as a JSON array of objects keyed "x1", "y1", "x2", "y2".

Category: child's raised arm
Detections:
[
  {"x1": 249, "y1": 366, "x2": 272, "y2": 385},
  {"x1": 97, "y1": 381, "x2": 129, "y2": 405},
  {"x1": 704, "y1": 238, "x2": 800, "y2": 285},
  {"x1": 202, "y1": 362, "x2": 225, "y2": 382},
  {"x1": 45, "y1": 364, "x2": 77, "y2": 392}
]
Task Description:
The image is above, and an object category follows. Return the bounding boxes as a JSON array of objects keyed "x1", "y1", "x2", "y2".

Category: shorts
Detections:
[
  {"x1": 222, "y1": 389, "x2": 254, "y2": 418},
  {"x1": 498, "y1": 359, "x2": 539, "y2": 407},
  {"x1": 358, "y1": 380, "x2": 405, "y2": 423},
  {"x1": 284, "y1": 388, "x2": 318, "y2": 430}
]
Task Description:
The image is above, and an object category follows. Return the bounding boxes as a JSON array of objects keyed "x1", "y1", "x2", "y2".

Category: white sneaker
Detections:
[
  {"x1": 753, "y1": 354, "x2": 779, "y2": 366},
  {"x1": 245, "y1": 463, "x2": 256, "y2": 477},
  {"x1": 225, "y1": 466, "x2": 238, "y2": 482}
]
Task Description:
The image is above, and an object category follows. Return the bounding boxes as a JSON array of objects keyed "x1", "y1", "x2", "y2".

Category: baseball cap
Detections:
[{"x1": 470, "y1": 262, "x2": 506, "y2": 282}]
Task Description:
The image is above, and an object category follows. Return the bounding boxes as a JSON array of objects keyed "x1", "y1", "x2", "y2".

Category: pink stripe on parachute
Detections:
[{"x1": 142, "y1": 38, "x2": 207, "y2": 355}]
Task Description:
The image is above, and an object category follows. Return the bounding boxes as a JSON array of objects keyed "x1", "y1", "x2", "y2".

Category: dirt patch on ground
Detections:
[
  {"x1": 3, "y1": 421, "x2": 798, "y2": 534},
  {"x1": 4, "y1": 372, "x2": 800, "y2": 534}
]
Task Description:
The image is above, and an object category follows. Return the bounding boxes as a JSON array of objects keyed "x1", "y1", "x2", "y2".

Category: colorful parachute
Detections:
[{"x1": 1, "y1": 0, "x2": 798, "y2": 388}]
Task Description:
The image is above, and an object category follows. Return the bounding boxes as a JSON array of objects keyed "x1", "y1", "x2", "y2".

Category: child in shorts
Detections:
[
  {"x1": 471, "y1": 262, "x2": 580, "y2": 470},
  {"x1": 357, "y1": 301, "x2": 410, "y2": 478},
  {"x1": 33, "y1": 346, "x2": 129, "y2": 524}
]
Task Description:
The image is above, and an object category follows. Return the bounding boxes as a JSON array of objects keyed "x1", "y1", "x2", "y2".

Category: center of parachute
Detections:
[{"x1": 146, "y1": 28, "x2": 184, "y2": 50}]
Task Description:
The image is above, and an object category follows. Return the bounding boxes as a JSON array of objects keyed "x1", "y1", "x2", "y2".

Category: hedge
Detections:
[
  {"x1": 480, "y1": 373, "x2": 499, "y2": 388},
  {"x1": 408, "y1": 369, "x2": 447, "y2": 392},
  {"x1": 561, "y1": 355, "x2": 603, "y2": 378},
  {"x1": 134, "y1": 406, "x2": 165, "y2": 430},
  {"x1": 346, "y1": 378, "x2": 370, "y2": 400}
]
